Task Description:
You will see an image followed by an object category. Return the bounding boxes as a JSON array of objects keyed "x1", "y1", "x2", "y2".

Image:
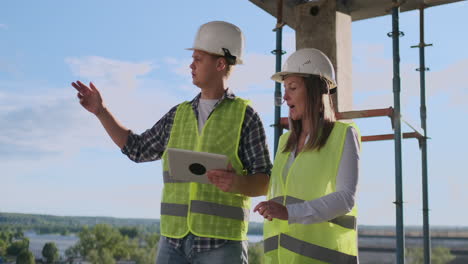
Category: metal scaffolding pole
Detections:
[
  {"x1": 390, "y1": 1, "x2": 405, "y2": 263},
  {"x1": 417, "y1": 6, "x2": 431, "y2": 264},
  {"x1": 272, "y1": 0, "x2": 284, "y2": 157}
]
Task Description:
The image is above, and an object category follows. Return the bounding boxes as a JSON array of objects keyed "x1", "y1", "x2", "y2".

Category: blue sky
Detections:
[{"x1": 1, "y1": 1, "x2": 467, "y2": 226}]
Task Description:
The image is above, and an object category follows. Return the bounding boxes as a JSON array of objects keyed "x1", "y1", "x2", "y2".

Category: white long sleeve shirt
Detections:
[{"x1": 285, "y1": 127, "x2": 360, "y2": 224}]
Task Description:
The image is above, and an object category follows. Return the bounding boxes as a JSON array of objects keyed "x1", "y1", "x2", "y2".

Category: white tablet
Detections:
[{"x1": 166, "y1": 148, "x2": 229, "y2": 184}]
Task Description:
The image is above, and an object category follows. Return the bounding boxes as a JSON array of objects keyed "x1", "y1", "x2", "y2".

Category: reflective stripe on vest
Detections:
[
  {"x1": 264, "y1": 235, "x2": 279, "y2": 253},
  {"x1": 161, "y1": 201, "x2": 249, "y2": 221},
  {"x1": 191, "y1": 200, "x2": 249, "y2": 221},
  {"x1": 161, "y1": 203, "x2": 188, "y2": 217},
  {"x1": 270, "y1": 196, "x2": 356, "y2": 230},
  {"x1": 264, "y1": 234, "x2": 358, "y2": 264}
]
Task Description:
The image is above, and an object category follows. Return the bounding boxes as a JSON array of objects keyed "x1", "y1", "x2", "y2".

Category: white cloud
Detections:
[
  {"x1": 66, "y1": 56, "x2": 154, "y2": 92},
  {"x1": 229, "y1": 32, "x2": 296, "y2": 93},
  {"x1": 0, "y1": 86, "x2": 91, "y2": 158},
  {"x1": 228, "y1": 53, "x2": 275, "y2": 92},
  {"x1": 352, "y1": 43, "x2": 468, "y2": 112},
  {"x1": 65, "y1": 56, "x2": 184, "y2": 130},
  {"x1": 164, "y1": 57, "x2": 179, "y2": 65},
  {"x1": 0, "y1": 56, "x2": 185, "y2": 164},
  {"x1": 426, "y1": 59, "x2": 468, "y2": 108},
  {"x1": 0, "y1": 24, "x2": 7, "y2": 29}
]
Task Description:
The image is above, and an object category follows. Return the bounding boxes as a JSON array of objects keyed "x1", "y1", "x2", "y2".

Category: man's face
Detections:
[{"x1": 190, "y1": 50, "x2": 219, "y2": 88}]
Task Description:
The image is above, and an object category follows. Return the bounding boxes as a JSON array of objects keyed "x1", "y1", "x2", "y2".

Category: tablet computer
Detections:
[{"x1": 166, "y1": 148, "x2": 229, "y2": 184}]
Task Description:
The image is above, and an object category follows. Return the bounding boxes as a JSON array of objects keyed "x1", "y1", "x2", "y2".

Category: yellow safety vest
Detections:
[
  {"x1": 264, "y1": 122, "x2": 360, "y2": 264},
  {"x1": 160, "y1": 98, "x2": 251, "y2": 240}
]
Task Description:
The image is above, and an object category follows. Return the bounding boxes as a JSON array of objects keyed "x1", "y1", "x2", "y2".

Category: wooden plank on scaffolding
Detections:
[{"x1": 362, "y1": 132, "x2": 423, "y2": 142}]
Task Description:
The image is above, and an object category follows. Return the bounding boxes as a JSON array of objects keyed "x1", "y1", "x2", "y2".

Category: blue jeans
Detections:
[{"x1": 156, "y1": 234, "x2": 248, "y2": 264}]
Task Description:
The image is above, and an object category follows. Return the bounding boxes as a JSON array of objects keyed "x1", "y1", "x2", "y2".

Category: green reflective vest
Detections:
[
  {"x1": 264, "y1": 122, "x2": 360, "y2": 264},
  {"x1": 160, "y1": 98, "x2": 251, "y2": 240}
]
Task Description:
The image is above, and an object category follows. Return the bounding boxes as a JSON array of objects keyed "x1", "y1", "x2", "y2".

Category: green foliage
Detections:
[
  {"x1": 144, "y1": 233, "x2": 160, "y2": 249},
  {"x1": 67, "y1": 223, "x2": 160, "y2": 264},
  {"x1": 248, "y1": 241, "x2": 264, "y2": 264},
  {"x1": 16, "y1": 250, "x2": 35, "y2": 264},
  {"x1": 0, "y1": 230, "x2": 13, "y2": 244},
  {"x1": 119, "y1": 227, "x2": 139, "y2": 239},
  {"x1": 406, "y1": 247, "x2": 455, "y2": 264},
  {"x1": 0, "y1": 239, "x2": 7, "y2": 256},
  {"x1": 14, "y1": 228, "x2": 24, "y2": 240},
  {"x1": 7, "y1": 238, "x2": 29, "y2": 257},
  {"x1": 0, "y1": 212, "x2": 159, "y2": 235},
  {"x1": 65, "y1": 246, "x2": 80, "y2": 260},
  {"x1": 130, "y1": 246, "x2": 157, "y2": 264},
  {"x1": 42, "y1": 242, "x2": 59, "y2": 263},
  {"x1": 88, "y1": 248, "x2": 115, "y2": 264}
]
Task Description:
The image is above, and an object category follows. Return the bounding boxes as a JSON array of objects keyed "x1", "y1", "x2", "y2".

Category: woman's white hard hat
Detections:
[{"x1": 271, "y1": 48, "x2": 336, "y2": 88}]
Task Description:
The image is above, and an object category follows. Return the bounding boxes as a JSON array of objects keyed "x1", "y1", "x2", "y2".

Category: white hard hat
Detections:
[
  {"x1": 187, "y1": 21, "x2": 244, "y2": 65},
  {"x1": 271, "y1": 48, "x2": 336, "y2": 87}
]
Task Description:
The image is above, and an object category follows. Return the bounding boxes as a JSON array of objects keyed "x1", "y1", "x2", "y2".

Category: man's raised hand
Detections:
[{"x1": 71, "y1": 81, "x2": 104, "y2": 115}]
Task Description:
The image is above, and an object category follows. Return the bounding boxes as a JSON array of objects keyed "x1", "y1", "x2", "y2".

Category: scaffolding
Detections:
[{"x1": 270, "y1": 1, "x2": 432, "y2": 263}]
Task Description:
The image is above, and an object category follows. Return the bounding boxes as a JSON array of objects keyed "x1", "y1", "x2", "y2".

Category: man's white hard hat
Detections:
[
  {"x1": 271, "y1": 48, "x2": 336, "y2": 88},
  {"x1": 187, "y1": 21, "x2": 244, "y2": 65}
]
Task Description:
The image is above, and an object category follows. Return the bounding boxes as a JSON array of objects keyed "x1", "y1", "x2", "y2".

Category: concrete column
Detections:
[{"x1": 294, "y1": 1, "x2": 353, "y2": 112}]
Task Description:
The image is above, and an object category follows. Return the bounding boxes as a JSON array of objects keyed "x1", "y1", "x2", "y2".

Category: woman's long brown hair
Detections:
[{"x1": 283, "y1": 75, "x2": 336, "y2": 152}]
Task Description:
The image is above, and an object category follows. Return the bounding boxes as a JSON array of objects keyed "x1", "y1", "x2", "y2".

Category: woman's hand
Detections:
[{"x1": 254, "y1": 200, "x2": 288, "y2": 221}]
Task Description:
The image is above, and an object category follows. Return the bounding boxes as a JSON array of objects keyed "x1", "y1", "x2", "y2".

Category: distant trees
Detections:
[
  {"x1": 119, "y1": 226, "x2": 139, "y2": 239},
  {"x1": 42, "y1": 242, "x2": 59, "y2": 263},
  {"x1": 0, "y1": 239, "x2": 7, "y2": 256},
  {"x1": 0, "y1": 212, "x2": 160, "y2": 235},
  {"x1": 248, "y1": 242, "x2": 264, "y2": 264},
  {"x1": 16, "y1": 250, "x2": 35, "y2": 264},
  {"x1": 0, "y1": 230, "x2": 34, "y2": 263},
  {"x1": 67, "y1": 224, "x2": 159, "y2": 264},
  {"x1": 6, "y1": 238, "x2": 29, "y2": 256},
  {"x1": 406, "y1": 247, "x2": 455, "y2": 264}
]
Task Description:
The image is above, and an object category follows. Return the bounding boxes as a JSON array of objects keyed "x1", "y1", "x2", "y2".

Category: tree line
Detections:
[
  {"x1": 0, "y1": 212, "x2": 263, "y2": 236},
  {"x1": 0, "y1": 212, "x2": 265, "y2": 264},
  {"x1": 0, "y1": 224, "x2": 264, "y2": 264}
]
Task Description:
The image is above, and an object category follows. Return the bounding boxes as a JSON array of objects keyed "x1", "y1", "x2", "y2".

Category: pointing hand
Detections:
[{"x1": 71, "y1": 81, "x2": 104, "y2": 115}]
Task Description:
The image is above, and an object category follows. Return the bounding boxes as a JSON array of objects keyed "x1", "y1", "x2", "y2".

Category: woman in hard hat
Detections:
[{"x1": 254, "y1": 48, "x2": 360, "y2": 264}]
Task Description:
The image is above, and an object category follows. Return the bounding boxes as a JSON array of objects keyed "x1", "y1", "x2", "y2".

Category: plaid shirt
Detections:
[{"x1": 122, "y1": 89, "x2": 272, "y2": 252}]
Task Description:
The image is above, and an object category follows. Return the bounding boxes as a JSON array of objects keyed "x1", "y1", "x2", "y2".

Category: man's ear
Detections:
[{"x1": 216, "y1": 57, "x2": 227, "y2": 72}]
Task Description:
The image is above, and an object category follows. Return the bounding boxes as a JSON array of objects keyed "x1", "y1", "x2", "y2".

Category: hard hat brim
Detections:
[
  {"x1": 186, "y1": 47, "x2": 243, "y2": 65},
  {"x1": 271, "y1": 71, "x2": 337, "y2": 88},
  {"x1": 270, "y1": 71, "x2": 305, "y2": 83}
]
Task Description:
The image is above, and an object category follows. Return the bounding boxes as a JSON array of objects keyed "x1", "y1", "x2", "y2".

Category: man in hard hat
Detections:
[{"x1": 71, "y1": 21, "x2": 271, "y2": 264}]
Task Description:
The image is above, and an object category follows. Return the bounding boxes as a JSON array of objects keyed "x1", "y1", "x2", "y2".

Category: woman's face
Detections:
[{"x1": 283, "y1": 75, "x2": 307, "y2": 121}]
